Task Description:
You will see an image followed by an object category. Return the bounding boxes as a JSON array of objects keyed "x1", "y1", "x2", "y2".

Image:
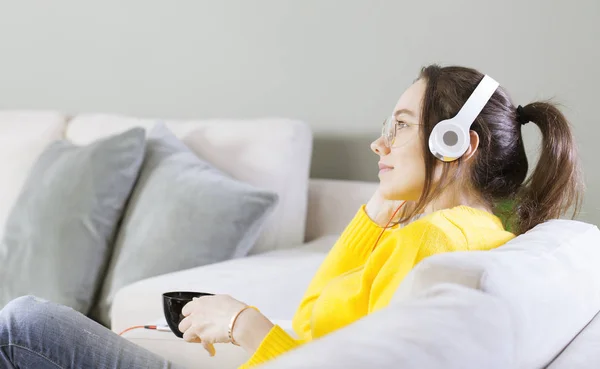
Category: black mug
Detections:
[{"x1": 162, "y1": 291, "x2": 214, "y2": 338}]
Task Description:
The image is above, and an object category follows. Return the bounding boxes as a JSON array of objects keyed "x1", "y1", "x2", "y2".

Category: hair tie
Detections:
[{"x1": 516, "y1": 105, "x2": 530, "y2": 125}]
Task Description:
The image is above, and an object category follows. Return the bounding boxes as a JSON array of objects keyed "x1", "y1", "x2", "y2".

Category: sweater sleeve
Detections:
[
  {"x1": 238, "y1": 206, "x2": 390, "y2": 369},
  {"x1": 237, "y1": 325, "x2": 303, "y2": 368},
  {"x1": 291, "y1": 205, "x2": 391, "y2": 340}
]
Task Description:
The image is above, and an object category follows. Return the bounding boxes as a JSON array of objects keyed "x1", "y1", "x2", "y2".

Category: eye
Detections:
[{"x1": 396, "y1": 121, "x2": 409, "y2": 130}]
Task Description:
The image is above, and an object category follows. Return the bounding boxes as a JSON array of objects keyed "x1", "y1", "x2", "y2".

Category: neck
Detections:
[{"x1": 422, "y1": 188, "x2": 492, "y2": 216}]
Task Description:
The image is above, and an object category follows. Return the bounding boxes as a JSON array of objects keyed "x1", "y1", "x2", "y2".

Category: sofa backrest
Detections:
[
  {"x1": 394, "y1": 219, "x2": 600, "y2": 368},
  {"x1": 0, "y1": 111, "x2": 67, "y2": 239},
  {"x1": 0, "y1": 111, "x2": 313, "y2": 255},
  {"x1": 305, "y1": 178, "x2": 378, "y2": 242},
  {"x1": 65, "y1": 114, "x2": 313, "y2": 255}
]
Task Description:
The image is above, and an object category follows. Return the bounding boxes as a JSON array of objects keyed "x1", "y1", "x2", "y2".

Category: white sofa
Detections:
[
  {"x1": 2, "y1": 111, "x2": 600, "y2": 369},
  {"x1": 112, "y1": 184, "x2": 600, "y2": 369}
]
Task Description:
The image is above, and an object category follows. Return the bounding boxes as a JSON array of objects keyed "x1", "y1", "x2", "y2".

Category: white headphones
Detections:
[{"x1": 428, "y1": 74, "x2": 499, "y2": 162}]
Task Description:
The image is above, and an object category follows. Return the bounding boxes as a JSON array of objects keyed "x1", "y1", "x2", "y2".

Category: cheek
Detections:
[{"x1": 379, "y1": 141, "x2": 426, "y2": 201}]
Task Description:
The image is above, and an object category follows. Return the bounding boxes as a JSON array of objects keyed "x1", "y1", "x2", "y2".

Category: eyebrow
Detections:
[{"x1": 393, "y1": 108, "x2": 415, "y2": 119}]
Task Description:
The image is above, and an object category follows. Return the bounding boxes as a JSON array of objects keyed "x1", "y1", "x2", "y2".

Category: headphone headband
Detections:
[
  {"x1": 428, "y1": 74, "x2": 499, "y2": 162},
  {"x1": 455, "y1": 75, "x2": 499, "y2": 130}
]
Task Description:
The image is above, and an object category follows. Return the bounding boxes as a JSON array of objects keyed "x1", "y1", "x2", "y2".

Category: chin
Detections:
[
  {"x1": 379, "y1": 185, "x2": 404, "y2": 201},
  {"x1": 380, "y1": 181, "x2": 421, "y2": 201}
]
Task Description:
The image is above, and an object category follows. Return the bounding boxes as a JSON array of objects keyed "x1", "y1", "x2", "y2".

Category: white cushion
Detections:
[
  {"x1": 394, "y1": 219, "x2": 600, "y2": 369},
  {"x1": 65, "y1": 114, "x2": 312, "y2": 254},
  {"x1": 0, "y1": 111, "x2": 67, "y2": 237},
  {"x1": 260, "y1": 284, "x2": 515, "y2": 369}
]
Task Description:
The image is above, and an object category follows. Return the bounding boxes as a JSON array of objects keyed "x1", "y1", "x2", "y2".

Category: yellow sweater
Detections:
[{"x1": 239, "y1": 205, "x2": 514, "y2": 368}]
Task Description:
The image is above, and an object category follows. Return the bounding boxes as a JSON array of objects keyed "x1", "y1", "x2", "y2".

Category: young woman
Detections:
[{"x1": 0, "y1": 64, "x2": 583, "y2": 369}]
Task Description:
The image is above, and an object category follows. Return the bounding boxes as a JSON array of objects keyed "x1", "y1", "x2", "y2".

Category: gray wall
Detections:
[{"x1": 1, "y1": 1, "x2": 599, "y2": 224}]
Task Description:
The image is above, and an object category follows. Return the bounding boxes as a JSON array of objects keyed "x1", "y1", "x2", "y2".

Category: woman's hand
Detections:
[
  {"x1": 178, "y1": 294, "x2": 245, "y2": 355},
  {"x1": 365, "y1": 187, "x2": 406, "y2": 227},
  {"x1": 178, "y1": 294, "x2": 273, "y2": 356}
]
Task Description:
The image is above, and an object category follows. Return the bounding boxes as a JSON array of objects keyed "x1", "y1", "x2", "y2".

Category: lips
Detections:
[{"x1": 378, "y1": 162, "x2": 394, "y2": 172}]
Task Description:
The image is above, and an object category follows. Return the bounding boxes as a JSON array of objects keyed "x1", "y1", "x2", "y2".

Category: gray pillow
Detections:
[
  {"x1": 0, "y1": 128, "x2": 146, "y2": 314},
  {"x1": 91, "y1": 123, "x2": 278, "y2": 326}
]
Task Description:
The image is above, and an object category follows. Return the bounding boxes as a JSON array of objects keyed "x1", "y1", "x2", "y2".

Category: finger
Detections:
[
  {"x1": 203, "y1": 343, "x2": 216, "y2": 357},
  {"x1": 178, "y1": 316, "x2": 192, "y2": 333},
  {"x1": 182, "y1": 328, "x2": 199, "y2": 343},
  {"x1": 181, "y1": 300, "x2": 196, "y2": 316}
]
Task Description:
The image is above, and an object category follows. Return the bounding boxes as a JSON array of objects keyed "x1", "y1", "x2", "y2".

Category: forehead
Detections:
[{"x1": 393, "y1": 78, "x2": 426, "y2": 117}]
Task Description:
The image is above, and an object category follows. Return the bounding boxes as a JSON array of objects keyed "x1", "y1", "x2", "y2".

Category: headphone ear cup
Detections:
[{"x1": 428, "y1": 121, "x2": 470, "y2": 162}]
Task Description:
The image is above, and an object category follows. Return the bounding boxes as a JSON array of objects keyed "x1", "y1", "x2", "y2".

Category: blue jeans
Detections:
[{"x1": 0, "y1": 295, "x2": 184, "y2": 369}]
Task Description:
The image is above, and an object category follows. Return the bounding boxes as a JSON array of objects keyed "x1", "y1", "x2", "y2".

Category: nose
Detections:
[{"x1": 371, "y1": 136, "x2": 390, "y2": 156}]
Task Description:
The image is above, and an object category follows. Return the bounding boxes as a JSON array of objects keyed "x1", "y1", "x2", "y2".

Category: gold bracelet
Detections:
[{"x1": 228, "y1": 305, "x2": 259, "y2": 346}]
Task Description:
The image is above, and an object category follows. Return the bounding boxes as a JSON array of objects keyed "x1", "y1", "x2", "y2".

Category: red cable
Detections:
[
  {"x1": 372, "y1": 201, "x2": 406, "y2": 251},
  {"x1": 118, "y1": 325, "x2": 157, "y2": 336}
]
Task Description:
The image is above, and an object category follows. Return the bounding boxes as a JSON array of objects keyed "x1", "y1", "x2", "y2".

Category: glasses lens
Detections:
[
  {"x1": 382, "y1": 116, "x2": 395, "y2": 147},
  {"x1": 382, "y1": 116, "x2": 418, "y2": 148}
]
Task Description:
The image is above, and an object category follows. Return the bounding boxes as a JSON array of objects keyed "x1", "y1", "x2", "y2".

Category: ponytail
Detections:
[
  {"x1": 515, "y1": 102, "x2": 584, "y2": 234},
  {"x1": 415, "y1": 65, "x2": 584, "y2": 235}
]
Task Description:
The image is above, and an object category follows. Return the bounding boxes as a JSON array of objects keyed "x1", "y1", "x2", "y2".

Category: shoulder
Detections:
[
  {"x1": 399, "y1": 211, "x2": 468, "y2": 252},
  {"x1": 398, "y1": 205, "x2": 513, "y2": 254},
  {"x1": 399, "y1": 205, "x2": 503, "y2": 244}
]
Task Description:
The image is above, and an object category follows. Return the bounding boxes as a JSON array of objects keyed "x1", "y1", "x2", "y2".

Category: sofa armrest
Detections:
[
  {"x1": 257, "y1": 284, "x2": 515, "y2": 369},
  {"x1": 110, "y1": 238, "x2": 335, "y2": 368},
  {"x1": 305, "y1": 178, "x2": 378, "y2": 242}
]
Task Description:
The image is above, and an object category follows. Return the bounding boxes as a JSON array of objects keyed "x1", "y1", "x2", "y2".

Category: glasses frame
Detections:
[{"x1": 381, "y1": 115, "x2": 421, "y2": 148}]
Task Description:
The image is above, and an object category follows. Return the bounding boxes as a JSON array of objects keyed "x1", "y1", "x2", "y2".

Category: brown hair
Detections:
[{"x1": 397, "y1": 64, "x2": 584, "y2": 235}]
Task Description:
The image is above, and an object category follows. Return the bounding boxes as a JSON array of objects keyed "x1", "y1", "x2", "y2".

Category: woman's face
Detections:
[{"x1": 371, "y1": 79, "x2": 427, "y2": 201}]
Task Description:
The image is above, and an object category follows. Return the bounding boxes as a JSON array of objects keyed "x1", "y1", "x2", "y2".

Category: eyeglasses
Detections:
[{"x1": 381, "y1": 115, "x2": 421, "y2": 148}]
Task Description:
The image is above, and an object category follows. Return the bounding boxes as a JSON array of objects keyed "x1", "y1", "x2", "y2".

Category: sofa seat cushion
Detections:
[
  {"x1": 110, "y1": 236, "x2": 336, "y2": 369},
  {"x1": 111, "y1": 237, "x2": 338, "y2": 332}
]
